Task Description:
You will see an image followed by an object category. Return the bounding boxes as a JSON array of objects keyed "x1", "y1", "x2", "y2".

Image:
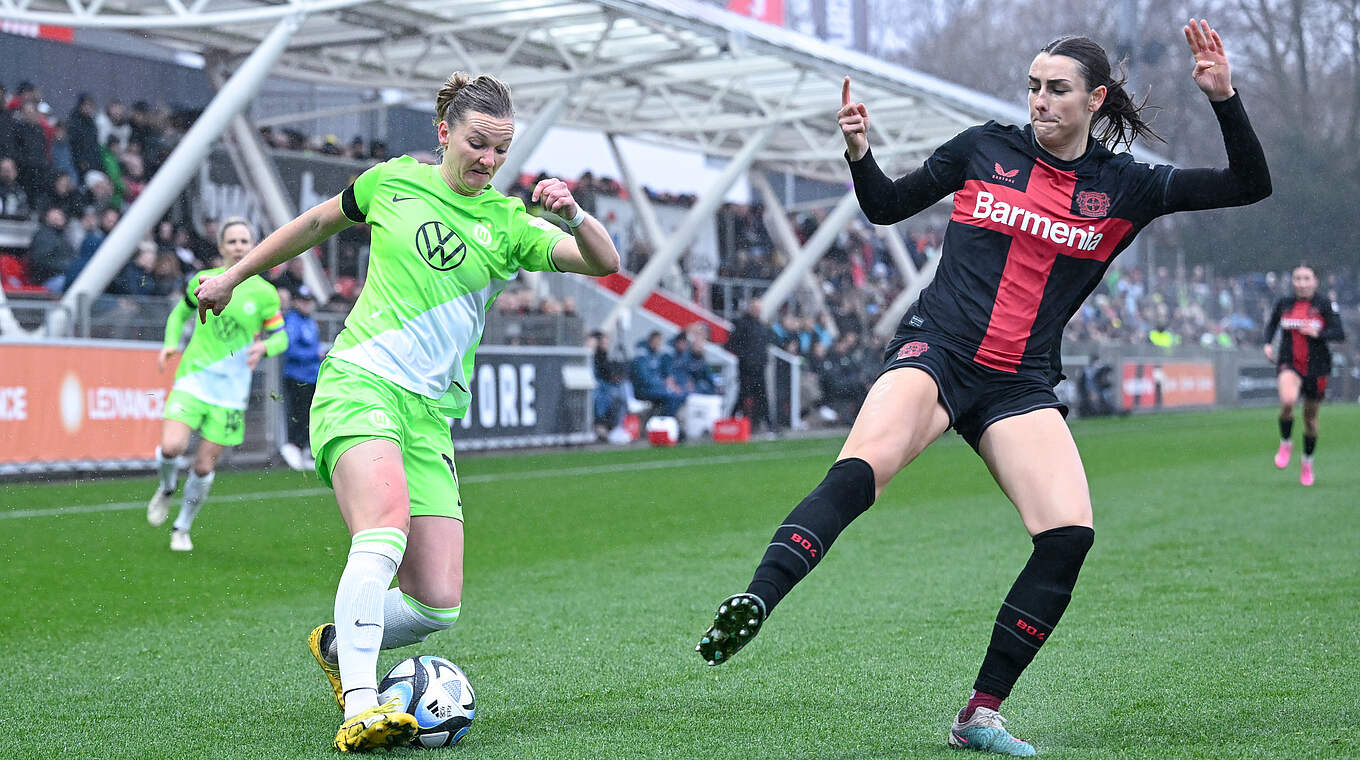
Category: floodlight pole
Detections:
[{"x1": 51, "y1": 14, "x2": 307, "y2": 336}]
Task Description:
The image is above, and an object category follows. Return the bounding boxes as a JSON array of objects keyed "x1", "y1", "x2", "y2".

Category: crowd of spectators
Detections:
[
  {"x1": 2, "y1": 79, "x2": 1356, "y2": 426},
  {"x1": 588, "y1": 323, "x2": 718, "y2": 441}
]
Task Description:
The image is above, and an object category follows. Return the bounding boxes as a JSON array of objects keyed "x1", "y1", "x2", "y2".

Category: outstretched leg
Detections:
[
  {"x1": 1299, "y1": 396, "x2": 1321, "y2": 485},
  {"x1": 948, "y1": 409, "x2": 1094, "y2": 756},
  {"x1": 1274, "y1": 369, "x2": 1301, "y2": 469},
  {"x1": 698, "y1": 368, "x2": 948, "y2": 664}
]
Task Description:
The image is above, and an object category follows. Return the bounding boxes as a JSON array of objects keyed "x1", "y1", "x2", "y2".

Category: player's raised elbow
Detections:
[{"x1": 588, "y1": 246, "x2": 621, "y2": 276}]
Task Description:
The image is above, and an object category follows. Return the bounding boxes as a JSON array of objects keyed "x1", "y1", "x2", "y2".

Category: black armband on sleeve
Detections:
[{"x1": 341, "y1": 184, "x2": 365, "y2": 224}]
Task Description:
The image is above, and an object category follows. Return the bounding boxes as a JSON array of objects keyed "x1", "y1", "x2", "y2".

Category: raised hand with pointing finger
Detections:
[{"x1": 838, "y1": 76, "x2": 870, "y2": 161}]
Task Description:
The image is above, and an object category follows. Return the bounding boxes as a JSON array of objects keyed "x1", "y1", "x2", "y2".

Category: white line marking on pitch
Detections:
[{"x1": 0, "y1": 447, "x2": 831, "y2": 520}]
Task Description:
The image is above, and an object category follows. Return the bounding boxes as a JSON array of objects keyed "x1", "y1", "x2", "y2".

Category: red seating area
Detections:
[{"x1": 0, "y1": 254, "x2": 48, "y2": 294}]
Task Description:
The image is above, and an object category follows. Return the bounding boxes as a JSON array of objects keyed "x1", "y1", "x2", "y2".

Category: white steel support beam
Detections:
[
  {"x1": 749, "y1": 170, "x2": 827, "y2": 319},
  {"x1": 604, "y1": 133, "x2": 664, "y2": 256},
  {"x1": 874, "y1": 254, "x2": 939, "y2": 340},
  {"x1": 602, "y1": 122, "x2": 775, "y2": 331},
  {"x1": 50, "y1": 14, "x2": 306, "y2": 336},
  {"x1": 492, "y1": 91, "x2": 571, "y2": 195},
  {"x1": 758, "y1": 189, "x2": 860, "y2": 322},
  {"x1": 211, "y1": 66, "x2": 333, "y2": 304},
  {"x1": 877, "y1": 223, "x2": 917, "y2": 281}
]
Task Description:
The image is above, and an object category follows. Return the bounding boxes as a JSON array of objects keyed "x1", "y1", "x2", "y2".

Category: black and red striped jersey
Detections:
[
  {"x1": 849, "y1": 93, "x2": 1270, "y2": 380},
  {"x1": 1263, "y1": 295, "x2": 1345, "y2": 377}
]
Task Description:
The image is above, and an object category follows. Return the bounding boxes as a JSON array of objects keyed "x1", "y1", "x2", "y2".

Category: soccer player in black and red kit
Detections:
[
  {"x1": 1263, "y1": 265, "x2": 1345, "y2": 486},
  {"x1": 696, "y1": 19, "x2": 1271, "y2": 756}
]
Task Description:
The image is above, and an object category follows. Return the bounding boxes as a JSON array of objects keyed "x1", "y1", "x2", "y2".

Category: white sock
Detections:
[
  {"x1": 172, "y1": 470, "x2": 214, "y2": 533},
  {"x1": 336, "y1": 528, "x2": 406, "y2": 719},
  {"x1": 380, "y1": 588, "x2": 460, "y2": 650},
  {"x1": 156, "y1": 447, "x2": 179, "y2": 493}
]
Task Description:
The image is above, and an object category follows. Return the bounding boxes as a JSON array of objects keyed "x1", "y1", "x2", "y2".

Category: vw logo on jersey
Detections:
[
  {"x1": 415, "y1": 221, "x2": 468, "y2": 271},
  {"x1": 242, "y1": 301, "x2": 257, "y2": 315}
]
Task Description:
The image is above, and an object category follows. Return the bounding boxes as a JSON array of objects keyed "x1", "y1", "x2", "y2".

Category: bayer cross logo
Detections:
[{"x1": 416, "y1": 221, "x2": 467, "y2": 271}]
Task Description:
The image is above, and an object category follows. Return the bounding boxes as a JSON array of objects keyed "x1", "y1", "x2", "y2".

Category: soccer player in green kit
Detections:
[
  {"x1": 147, "y1": 216, "x2": 287, "y2": 552},
  {"x1": 194, "y1": 73, "x2": 620, "y2": 752}
]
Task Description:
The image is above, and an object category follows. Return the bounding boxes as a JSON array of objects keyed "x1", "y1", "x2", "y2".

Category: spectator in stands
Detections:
[
  {"x1": 726, "y1": 297, "x2": 773, "y2": 431},
  {"x1": 0, "y1": 84, "x2": 16, "y2": 162},
  {"x1": 68, "y1": 94, "x2": 101, "y2": 177},
  {"x1": 26, "y1": 206, "x2": 76, "y2": 291},
  {"x1": 12, "y1": 101, "x2": 50, "y2": 200},
  {"x1": 49, "y1": 120, "x2": 77, "y2": 186},
  {"x1": 368, "y1": 140, "x2": 388, "y2": 161},
  {"x1": 281, "y1": 286, "x2": 324, "y2": 471},
  {"x1": 347, "y1": 136, "x2": 366, "y2": 160},
  {"x1": 169, "y1": 226, "x2": 203, "y2": 272},
  {"x1": 111, "y1": 238, "x2": 160, "y2": 295},
  {"x1": 190, "y1": 217, "x2": 220, "y2": 266},
  {"x1": 41, "y1": 172, "x2": 83, "y2": 220},
  {"x1": 0, "y1": 157, "x2": 30, "y2": 219},
  {"x1": 588, "y1": 329, "x2": 629, "y2": 439},
  {"x1": 96, "y1": 99, "x2": 130, "y2": 153},
  {"x1": 667, "y1": 323, "x2": 718, "y2": 395},
  {"x1": 574, "y1": 170, "x2": 597, "y2": 214},
  {"x1": 631, "y1": 330, "x2": 687, "y2": 416},
  {"x1": 65, "y1": 206, "x2": 120, "y2": 286},
  {"x1": 120, "y1": 152, "x2": 147, "y2": 204},
  {"x1": 268, "y1": 256, "x2": 307, "y2": 295},
  {"x1": 83, "y1": 170, "x2": 116, "y2": 214}
]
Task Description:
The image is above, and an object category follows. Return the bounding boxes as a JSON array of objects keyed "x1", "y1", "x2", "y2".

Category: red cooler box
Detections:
[{"x1": 711, "y1": 417, "x2": 751, "y2": 443}]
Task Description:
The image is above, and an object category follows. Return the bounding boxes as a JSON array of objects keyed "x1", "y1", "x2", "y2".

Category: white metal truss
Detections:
[{"x1": 3, "y1": 0, "x2": 1171, "y2": 184}]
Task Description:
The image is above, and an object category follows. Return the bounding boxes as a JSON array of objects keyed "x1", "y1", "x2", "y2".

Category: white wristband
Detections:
[{"x1": 565, "y1": 207, "x2": 587, "y2": 229}]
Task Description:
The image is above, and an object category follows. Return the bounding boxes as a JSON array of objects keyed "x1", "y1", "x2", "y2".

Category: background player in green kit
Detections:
[
  {"x1": 147, "y1": 216, "x2": 287, "y2": 552},
  {"x1": 193, "y1": 72, "x2": 620, "y2": 753}
]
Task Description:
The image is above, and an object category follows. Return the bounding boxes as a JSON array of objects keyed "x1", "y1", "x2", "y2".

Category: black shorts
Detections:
[
  {"x1": 882, "y1": 331, "x2": 1067, "y2": 451},
  {"x1": 1279, "y1": 365, "x2": 1328, "y2": 401}
]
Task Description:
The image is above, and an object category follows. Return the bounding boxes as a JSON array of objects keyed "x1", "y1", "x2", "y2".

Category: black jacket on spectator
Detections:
[
  {"x1": 0, "y1": 109, "x2": 16, "y2": 163},
  {"x1": 27, "y1": 223, "x2": 76, "y2": 284},
  {"x1": 726, "y1": 313, "x2": 771, "y2": 377},
  {"x1": 67, "y1": 109, "x2": 102, "y2": 176},
  {"x1": 11, "y1": 117, "x2": 48, "y2": 196},
  {"x1": 0, "y1": 177, "x2": 29, "y2": 219}
]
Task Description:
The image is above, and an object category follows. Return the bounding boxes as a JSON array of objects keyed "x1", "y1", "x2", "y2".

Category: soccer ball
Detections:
[{"x1": 377, "y1": 655, "x2": 475, "y2": 748}]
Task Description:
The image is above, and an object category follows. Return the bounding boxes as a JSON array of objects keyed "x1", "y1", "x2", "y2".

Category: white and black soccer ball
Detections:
[{"x1": 377, "y1": 655, "x2": 475, "y2": 748}]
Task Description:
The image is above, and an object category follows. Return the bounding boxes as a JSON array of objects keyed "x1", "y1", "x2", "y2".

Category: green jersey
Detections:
[
  {"x1": 163, "y1": 268, "x2": 285, "y2": 410},
  {"x1": 332, "y1": 155, "x2": 569, "y2": 416}
]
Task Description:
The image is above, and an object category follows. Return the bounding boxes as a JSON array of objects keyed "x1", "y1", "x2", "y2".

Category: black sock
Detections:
[
  {"x1": 1304, "y1": 435, "x2": 1317, "y2": 457},
  {"x1": 973, "y1": 525, "x2": 1094, "y2": 700},
  {"x1": 1279, "y1": 417, "x2": 1293, "y2": 440},
  {"x1": 746, "y1": 458, "x2": 876, "y2": 614}
]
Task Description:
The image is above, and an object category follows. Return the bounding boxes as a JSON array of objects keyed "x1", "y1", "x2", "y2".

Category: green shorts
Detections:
[
  {"x1": 164, "y1": 389, "x2": 246, "y2": 447},
  {"x1": 309, "y1": 358, "x2": 462, "y2": 520}
]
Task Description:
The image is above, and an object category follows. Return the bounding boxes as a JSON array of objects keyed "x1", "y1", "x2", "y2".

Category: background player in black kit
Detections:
[
  {"x1": 1263, "y1": 264, "x2": 1345, "y2": 486},
  {"x1": 696, "y1": 19, "x2": 1270, "y2": 757}
]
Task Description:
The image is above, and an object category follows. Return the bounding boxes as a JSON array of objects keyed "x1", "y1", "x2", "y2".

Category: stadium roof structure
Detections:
[
  {"x1": 4, "y1": 0, "x2": 1170, "y2": 338},
  {"x1": 1, "y1": 0, "x2": 1121, "y2": 183}
]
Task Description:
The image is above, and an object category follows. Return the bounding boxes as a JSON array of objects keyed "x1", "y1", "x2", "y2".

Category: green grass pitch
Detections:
[{"x1": 1, "y1": 406, "x2": 1356, "y2": 759}]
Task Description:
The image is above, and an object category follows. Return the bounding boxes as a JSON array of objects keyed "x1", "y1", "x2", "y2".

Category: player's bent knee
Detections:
[{"x1": 404, "y1": 592, "x2": 461, "y2": 632}]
